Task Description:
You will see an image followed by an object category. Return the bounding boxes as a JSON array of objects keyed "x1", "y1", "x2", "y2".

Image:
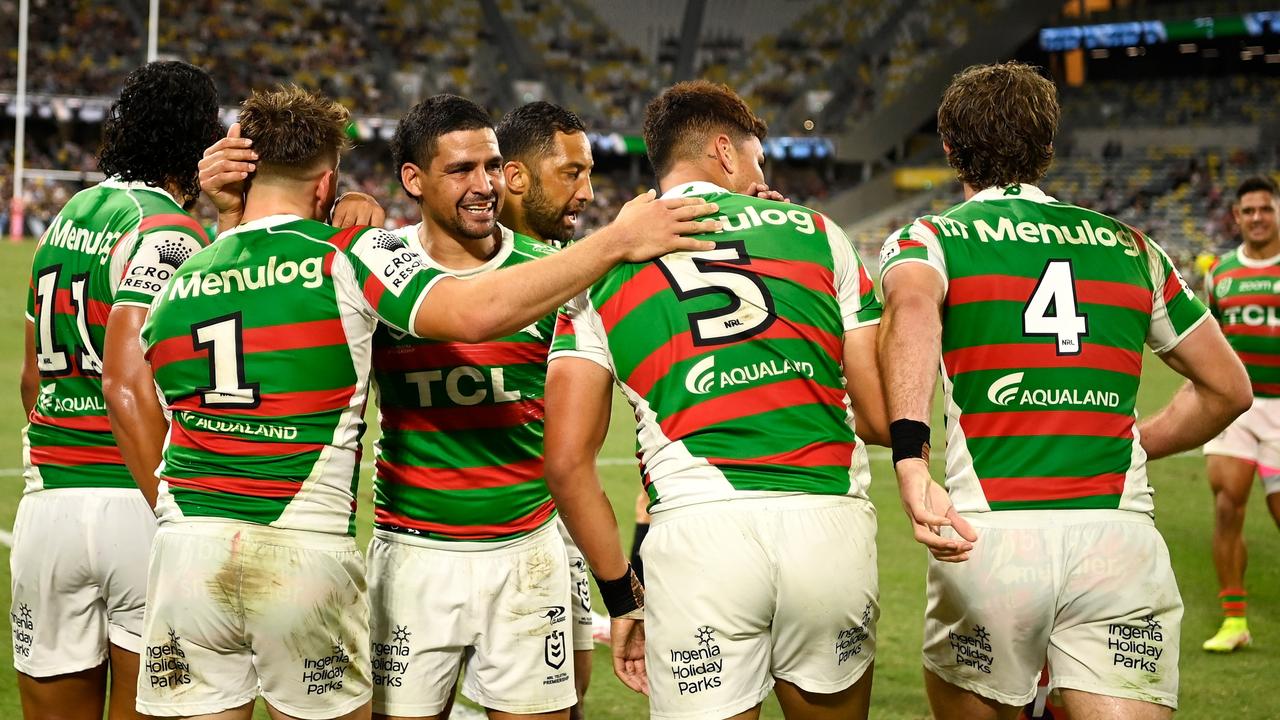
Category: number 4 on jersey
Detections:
[{"x1": 1023, "y1": 259, "x2": 1088, "y2": 355}]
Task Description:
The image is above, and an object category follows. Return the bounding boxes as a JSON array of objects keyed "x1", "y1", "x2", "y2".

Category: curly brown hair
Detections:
[
  {"x1": 937, "y1": 62, "x2": 1059, "y2": 190},
  {"x1": 238, "y1": 86, "x2": 350, "y2": 179},
  {"x1": 643, "y1": 80, "x2": 767, "y2": 178}
]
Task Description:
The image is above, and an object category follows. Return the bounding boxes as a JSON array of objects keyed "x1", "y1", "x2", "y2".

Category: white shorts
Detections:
[
  {"x1": 1205, "y1": 397, "x2": 1280, "y2": 494},
  {"x1": 642, "y1": 495, "x2": 878, "y2": 720},
  {"x1": 136, "y1": 522, "x2": 370, "y2": 720},
  {"x1": 557, "y1": 519, "x2": 595, "y2": 652},
  {"x1": 9, "y1": 488, "x2": 156, "y2": 677},
  {"x1": 367, "y1": 522, "x2": 577, "y2": 716},
  {"x1": 923, "y1": 510, "x2": 1181, "y2": 710}
]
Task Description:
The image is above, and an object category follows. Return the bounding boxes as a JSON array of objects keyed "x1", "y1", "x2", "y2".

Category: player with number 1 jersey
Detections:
[{"x1": 12, "y1": 62, "x2": 221, "y2": 719}]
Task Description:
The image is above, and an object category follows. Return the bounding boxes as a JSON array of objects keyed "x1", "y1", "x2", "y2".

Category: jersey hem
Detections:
[
  {"x1": 650, "y1": 493, "x2": 868, "y2": 521},
  {"x1": 111, "y1": 299, "x2": 154, "y2": 309},
  {"x1": 372, "y1": 517, "x2": 558, "y2": 553},
  {"x1": 844, "y1": 316, "x2": 882, "y2": 332},
  {"x1": 156, "y1": 518, "x2": 359, "y2": 550},
  {"x1": 956, "y1": 508, "x2": 1155, "y2": 528}
]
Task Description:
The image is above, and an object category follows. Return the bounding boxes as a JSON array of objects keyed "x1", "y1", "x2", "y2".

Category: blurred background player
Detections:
[
  {"x1": 14, "y1": 60, "x2": 219, "y2": 720},
  {"x1": 496, "y1": 100, "x2": 598, "y2": 720},
  {"x1": 545, "y1": 80, "x2": 888, "y2": 720},
  {"x1": 1201, "y1": 175, "x2": 1280, "y2": 653},
  {"x1": 879, "y1": 62, "x2": 1251, "y2": 720}
]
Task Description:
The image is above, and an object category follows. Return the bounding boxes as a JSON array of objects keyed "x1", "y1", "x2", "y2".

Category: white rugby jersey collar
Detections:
[
  {"x1": 1235, "y1": 245, "x2": 1280, "y2": 268},
  {"x1": 969, "y1": 184, "x2": 1057, "y2": 204},
  {"x1": 398, "y1": 222, "x2": 515, "y2": 277},
  {"x1": 661, "y1": 181, "x2": 729, "y2": 199},
  {"x1": 216, "y1": 214, "x2": 305, "y2": 241},
  {"x1": 99, "y1": 177, "x2": 180, "y2": 205}
]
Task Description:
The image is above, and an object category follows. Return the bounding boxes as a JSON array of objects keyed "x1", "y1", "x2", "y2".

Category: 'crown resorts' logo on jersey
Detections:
[
  {"x1": 684, "y1": 355, "x2": 816, "y2": 395},
  {"x1": 985, "y1": 371, "x2": 1121, "y2": 409}
]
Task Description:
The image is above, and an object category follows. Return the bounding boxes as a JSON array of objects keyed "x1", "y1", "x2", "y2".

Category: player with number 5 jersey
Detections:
[
  {"x1": 545, "y1": 81, "x2": 888, "y2": 720},
  {"x1": 878, "y1": 62, "x2": 1251, "y2": 720}
]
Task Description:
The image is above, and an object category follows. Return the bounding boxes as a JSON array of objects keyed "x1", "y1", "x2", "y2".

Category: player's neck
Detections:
[
  {"x1": 498, "y1": 202, "x2": 544, "y2": 244},
  {"x1": 658, "y1": 164, "x2": 733, "y2": 195},
  {"x1": 417, "y1": 220, "x2": 501, "y2": 270},
  {"x1": 963, "y1": 183, "x2": 978, "y2": 200},
  {"x1": 1242, "y1": 236, "x2": 1280, "y2": 260},
  {"x1": 240, "y1": 186, "x2": 320, "y2": 225}
]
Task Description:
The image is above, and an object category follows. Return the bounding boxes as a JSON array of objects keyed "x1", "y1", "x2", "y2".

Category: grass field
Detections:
[{"x1": 0, "y1": 239, "x2": 1277, "y2": 718}]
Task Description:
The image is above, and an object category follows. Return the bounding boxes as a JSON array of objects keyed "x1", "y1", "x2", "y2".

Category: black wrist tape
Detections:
[
  {"x1": 890, "y1": 419, "x2": 931, "y2": 465},
  {"x1": 594, "y1": 564, "x2": 644, "y2": 618}
]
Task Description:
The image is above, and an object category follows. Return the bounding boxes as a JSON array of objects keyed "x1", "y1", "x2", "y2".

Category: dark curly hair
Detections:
[
  {"x1": 97, "y1": 61, "x2": 221, "y2": 204},
  {"x1": 1237, "y1": 175, "x2": 1278, "y2": 202},
  {"x1": 496, "y1": 101, "x2": 587, "y2": 165},
  {"x1": 643, "y1": 80, "x2": 767, "y2": 179},
  {"x1": 391, "y1": 94, "x2": 493, "y2": 198},
  {"x1": 937, "y1": 62, "x2": 1059, "y2": 190}
]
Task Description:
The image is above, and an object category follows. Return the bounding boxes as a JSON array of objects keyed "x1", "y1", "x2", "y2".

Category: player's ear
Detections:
[
  {"x1": 400, "y1": 163, "x2": 425, "y2": 200},
  {"x1": 315, "y1": 169, "x2": 338, "y2": 221},
  {"x1": 504, "y1": 160, "x2": 528, "y2": 195},
  {"x1": 714, "y1": 134, "x2": 735, "y2": 176}
]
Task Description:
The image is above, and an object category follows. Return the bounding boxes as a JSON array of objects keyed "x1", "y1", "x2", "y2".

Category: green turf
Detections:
[{"x1": 0, "y1": 239, "x2": 1277, "y2": 718}]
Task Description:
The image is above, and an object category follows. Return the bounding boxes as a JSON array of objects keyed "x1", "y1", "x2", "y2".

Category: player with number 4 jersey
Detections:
[
  {"x1": 545, "y1": 81, "x2": 888, "y2": 720},
  {"x1": 879, "y1": 62, "x2": 1250, "y2": 720},
  {"x1": 14, "y1": 61, "x2": 222, "y2": 720}
]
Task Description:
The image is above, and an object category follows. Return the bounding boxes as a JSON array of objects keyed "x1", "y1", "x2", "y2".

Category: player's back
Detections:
[
  {"x1": 880, "y1": 184, "x2": 1207, "y2": 514},
  {"x1": 25, "y1": 180, "x2": 207, "y2": 493},
  {"x1": 552, "y1": 181, "x2": 881, "y2": 512},
  {"x1": 142, "y1": 215, "x2": 433, "y2": 536}
]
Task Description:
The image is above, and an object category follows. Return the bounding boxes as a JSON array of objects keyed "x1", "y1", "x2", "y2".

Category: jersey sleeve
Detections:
[
  {"x1": 826, "y1": 218, "x2": 881, "y2": 330},
  {"x1": 343, "y1": 227, "x2": 447, "y2": 336},
  {"x1": 1146, "y1": 237, "x2": 1211, "y2": 354},
  {"x1": 877, "y1": 218, "x2": 948, "y2": 292},
  {"x1": 113, "y1": 215, "x2": 211, "y2": 307},
  {"x1": 1203, "y1": 258, "x2": 1221, "y2": 320},
  {"x1": 548, "y1": 292, "x2": 612, "y2": 372}
]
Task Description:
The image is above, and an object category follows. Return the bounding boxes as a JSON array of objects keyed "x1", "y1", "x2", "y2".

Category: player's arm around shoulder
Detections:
[{"x1": 411, "y1": 191, "x2": 720, "y2": 343}]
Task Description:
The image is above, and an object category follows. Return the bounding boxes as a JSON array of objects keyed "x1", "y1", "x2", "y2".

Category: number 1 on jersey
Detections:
[
  {"x1": 1023, "y1": 259, "x2": 1088, "y2": 355},
  {"x1": 192, "y1": 314, "x2": 260, "y2": 408}
]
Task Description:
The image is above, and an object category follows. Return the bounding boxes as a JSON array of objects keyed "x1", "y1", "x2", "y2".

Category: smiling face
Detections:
[
  {"x1": 420, "y1": 128, "x2": 505, "y2": 241},
  {"x1": 523, "y1": 130, "x2": 595, "y2": 243},
  {"x1": 1235, "y1": 189, "x2": 1280, "y2": 253}
]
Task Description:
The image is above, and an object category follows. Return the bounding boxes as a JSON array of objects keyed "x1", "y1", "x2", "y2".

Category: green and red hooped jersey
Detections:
[
  {"x1": 141, "y1": 214, "x2": 446, "y2": 536},
  {"x1": 878, "y1": 184, "x2": 1210, "y2": 515},
  {"x1": 1205, "y1": 247, "x2": 1280, "y2": 398},
  {"x1": 550, "y1": 181, "x2": 882, "y2": 514},
  {"x1": 23, "y1": 179, "x2": 209, "y2": 494},
  {"x1": 373, "y1": 224, "x2": 559, "y2": 542}
]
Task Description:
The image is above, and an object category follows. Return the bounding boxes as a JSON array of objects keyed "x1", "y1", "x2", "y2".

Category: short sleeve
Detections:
[
  {"x1": 114, "y1": 215, "x2": 210, "y2": 307},
  {"x1": 343, "y1": 228, "x2": 447, "y2": 336},
  {"x1": 1203, "y1": 259, "x2": 1221, "y2": 319},
  {"x1": 1146, "y1": 238, "x2": 1211, "y2": 354},
  {"x1": 548, "y1": 292, "x2": 612, "y2": 372},
  {"x1": 826, "y1": 219, "x2": 881, "y2": 330},
  {"x1": 877, "y1": 218, "x2": 948, "y2": 293}
]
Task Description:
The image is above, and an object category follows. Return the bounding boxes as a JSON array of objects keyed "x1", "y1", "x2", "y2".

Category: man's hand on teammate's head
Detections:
[
  {"x1": 610, "y1": 618, "x2": 649, "y2": 695},
  {"x1": 895, "y1": 458, "x2": 977, "y2": 562},
  {"x1": 199, "y1": 122, "x2": 256, "y2": 230},
  {"x1": 745, "y1": 182, "x2": 789, "y2": 204},
  {"x1": 331, "y1": 192, "x2": 386, "y2": 228},
  {"x1": 604, "y1": 190, "x2": 721, "y2": 262}
]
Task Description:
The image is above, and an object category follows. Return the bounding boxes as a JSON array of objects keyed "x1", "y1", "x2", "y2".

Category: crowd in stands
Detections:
[{"x1": 1062, "y1": 76, "x2": 1280, "y2": 128}]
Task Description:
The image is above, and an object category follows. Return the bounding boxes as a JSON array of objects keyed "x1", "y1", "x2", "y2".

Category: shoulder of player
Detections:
[{"x1": 507, "y1": 231, "x2": 558, "y2": 264}]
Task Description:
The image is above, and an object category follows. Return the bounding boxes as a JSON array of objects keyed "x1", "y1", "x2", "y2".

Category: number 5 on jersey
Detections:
[
  {"x1": 1023, "y1": 259, "x2": 1088, "y2": 355},
  {"x1": 192, "y1": 313, "x2": 260, "y2": 408}
]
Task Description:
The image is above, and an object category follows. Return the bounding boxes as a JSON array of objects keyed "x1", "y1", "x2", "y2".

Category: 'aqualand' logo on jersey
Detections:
[
  {"x1": 684, "y1": 354, "x2": 816, "y2": 395},
  {"x1": 985, "y1": 371, "x2": 1121, "y2": 409}
]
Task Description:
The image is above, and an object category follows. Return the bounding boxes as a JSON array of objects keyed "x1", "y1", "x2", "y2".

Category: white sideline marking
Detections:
[{"x1": 0, "y1": 529, "x2": 11, "y2": 547}]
